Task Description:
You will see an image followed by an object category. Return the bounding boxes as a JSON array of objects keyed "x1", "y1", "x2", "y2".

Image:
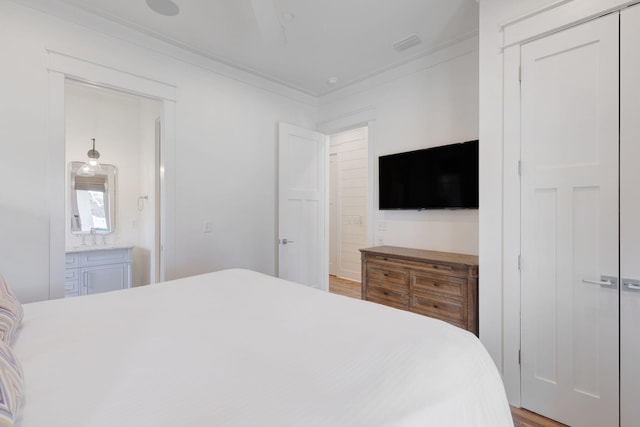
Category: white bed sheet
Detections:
[{"x1": 13, "y1": 269, "x2": 512, "y2": 426}]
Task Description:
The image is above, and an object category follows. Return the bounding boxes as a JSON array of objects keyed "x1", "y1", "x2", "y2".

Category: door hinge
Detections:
[
  {"x1": 518, "y1": 65, "x2": 522, "y2": 83},
  {"x1": 518, "y1": 160, "x2": 522, "y2": 176},
  {"x1": 518, "y1": 349, "x2": 521, "y2": 365},
  {"x1": 518, "y1": 255, "x2": 522, "y2": 271}
]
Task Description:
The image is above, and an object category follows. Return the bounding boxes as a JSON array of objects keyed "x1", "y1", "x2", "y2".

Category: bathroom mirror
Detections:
[{"x1": 69, "y1": 161, "x2": 117, "y2": 234}]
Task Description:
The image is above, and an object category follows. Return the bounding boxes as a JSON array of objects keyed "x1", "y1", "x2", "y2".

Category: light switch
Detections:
[{"x1": 203, "y1": 221, "x2": 213, "y2": 234}]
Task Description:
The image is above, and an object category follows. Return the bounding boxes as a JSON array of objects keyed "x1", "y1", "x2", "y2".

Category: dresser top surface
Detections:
[{"x1": 360, "y1": 246, "x2": 479, "y2": 267}]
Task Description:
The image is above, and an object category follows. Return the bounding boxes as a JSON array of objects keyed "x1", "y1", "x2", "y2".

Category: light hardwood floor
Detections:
[{"x1": 328, "y1": 275, "x2": 568, "y2": 427}]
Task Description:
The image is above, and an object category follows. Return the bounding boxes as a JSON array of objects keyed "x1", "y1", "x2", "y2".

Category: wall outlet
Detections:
[{"x1": 203, "y1": 221, "x2": 213, "y2": 234}]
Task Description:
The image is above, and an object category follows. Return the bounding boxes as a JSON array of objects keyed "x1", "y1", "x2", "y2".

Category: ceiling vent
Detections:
[{"x1": 393, "y1": 34, "x2": 421, "y2": 52}]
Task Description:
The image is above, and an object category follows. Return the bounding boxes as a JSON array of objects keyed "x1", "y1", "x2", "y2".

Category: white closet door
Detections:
[
  {"x1": 520, "y1": 14, "x2": 619, "y2": 427},
  {"x1": 621, "y1": 4, "x2": 640, "y2": 427}
]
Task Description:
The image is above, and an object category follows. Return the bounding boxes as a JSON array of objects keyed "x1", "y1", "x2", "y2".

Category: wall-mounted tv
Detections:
[{"x1": 378, "y1": 140, "x2": 479, "y2": 210}]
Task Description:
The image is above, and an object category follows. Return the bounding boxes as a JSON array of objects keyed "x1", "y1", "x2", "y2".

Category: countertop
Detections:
[{"x1": 65, "y1": 243, "x2": 134, "y2": 253}]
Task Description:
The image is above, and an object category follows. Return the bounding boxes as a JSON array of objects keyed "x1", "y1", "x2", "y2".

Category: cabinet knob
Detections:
[
  {"x1": 383, "y1": 273, "x2": 388, "y2": 277},
  {"x1": 433, "y1": 283, "x2": 439, "y2": 287},
  {"x1": 433, "y1": 304, "x2": 439, "y2": 309}
]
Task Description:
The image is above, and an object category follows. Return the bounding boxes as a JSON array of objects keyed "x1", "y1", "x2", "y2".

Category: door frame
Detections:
[
  {"x1": 329, "y1": 153, "x2": 339, "y2": 276},
  {"x1": 47, "y1": 51, "x2": 177, "y2": 299},
  {"x1": 328, "y1": 126, "x2": 370, "y2": 282},
  {"x1": 318, "y1": 108, "x2": 376, "y2": 250}
]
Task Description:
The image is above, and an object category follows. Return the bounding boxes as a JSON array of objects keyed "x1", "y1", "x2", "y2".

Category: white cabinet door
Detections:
[
  {"x1": 620, "y1": 4, "x2": 640, "y2": 427},
  {"x1": 81, "y1": 264, "x2": 129, "y2": 295},
  {"x1": 67, "y1": 248, "x2": 132, "y2": 297},
  {"x1": 520, "y1": 14, "x2": 619, "y2": 427},
  {"x1": 278, "y1": 123, "x2": 328, "y2": 290}
]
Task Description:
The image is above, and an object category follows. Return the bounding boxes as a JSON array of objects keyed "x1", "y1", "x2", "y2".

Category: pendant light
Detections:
[{"x1": 78, "y1": 138, "x2": 102, "y2": 177}]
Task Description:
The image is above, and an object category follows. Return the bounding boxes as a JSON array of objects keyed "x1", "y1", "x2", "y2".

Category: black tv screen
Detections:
[{"x1": 378, "y1": 140, "x2": 479, "y2": 210}]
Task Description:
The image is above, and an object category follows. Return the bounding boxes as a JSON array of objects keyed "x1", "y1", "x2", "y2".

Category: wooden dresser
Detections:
[{"x1": 360, "y1": 246, "x2": 479, "y2": 335}]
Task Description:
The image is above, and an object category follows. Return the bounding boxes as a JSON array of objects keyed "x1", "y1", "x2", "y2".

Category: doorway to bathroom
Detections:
[{"x1": 64, "y1": 80, "x2": 163, "y2": 290}]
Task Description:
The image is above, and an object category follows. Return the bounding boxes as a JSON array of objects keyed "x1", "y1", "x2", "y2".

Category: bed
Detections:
[{"x1": 8, "y1": 269, "x2": 512, "y2": 426}]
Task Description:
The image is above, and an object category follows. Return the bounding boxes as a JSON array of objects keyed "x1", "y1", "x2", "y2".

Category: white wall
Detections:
[
  {"x1": 0, "y1": 1, "x2": 316, "y2": 302},
  {"x1": 318, "y1": 37, "x2": 480, "y2": 256}
]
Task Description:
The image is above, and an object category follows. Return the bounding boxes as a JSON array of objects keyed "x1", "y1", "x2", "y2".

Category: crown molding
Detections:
[
  {"x1": 10, "y1": 0, "x2": 318, "y2": 106},
  {"x1": 318, "y1": 34, "x2": 478, "y2": 106},
  {"x1": 318, "y1": 30, "x2": 479, "y2": 98}
]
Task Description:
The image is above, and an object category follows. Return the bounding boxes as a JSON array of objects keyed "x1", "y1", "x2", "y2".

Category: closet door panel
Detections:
[
  {"x1": 620, "y1": 4, "x2": 640, "y2": 427},
  {"x1": 520, "y1": 13, "x2": 619, "y2": 427}
]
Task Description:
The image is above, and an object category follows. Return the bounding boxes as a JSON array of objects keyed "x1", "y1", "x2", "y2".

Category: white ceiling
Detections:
[{"x1": 53, "y1": 0, "x2": 479, "y2": 96}]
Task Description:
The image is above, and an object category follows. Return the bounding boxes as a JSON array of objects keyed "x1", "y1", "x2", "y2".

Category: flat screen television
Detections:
[{"x1": 378, "y1": 140, "x2": 479, "y2": 210}]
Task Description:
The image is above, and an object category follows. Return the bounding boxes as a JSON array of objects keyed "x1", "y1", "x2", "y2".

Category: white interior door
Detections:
[
  {"x1": 621, "y1": 5, "x2": 640, "y2": 427},
  {"x1": 520, "y1": 14, "x2": 619, "y2": 427},
  {"x1": 278, "y1": 123, "x2": 328, "y2": 290}
]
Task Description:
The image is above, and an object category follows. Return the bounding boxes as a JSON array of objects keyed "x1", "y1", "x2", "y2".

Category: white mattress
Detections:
[{"x1": 13, "y1": 269, "x2": 512, "y2": 426}]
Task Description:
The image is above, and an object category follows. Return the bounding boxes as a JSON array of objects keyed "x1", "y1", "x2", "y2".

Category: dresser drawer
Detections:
[
  {"x1": 64, "y1": 279, "x2": 79, "y2": 296},
  {"x1": 77, "y1": 248, "x2": 132, "y2": 267},
  {"x1": 366, "y1": 263, "x2": 408, "y2": 286},
  {"x1": 411, "y1": 272, "x2": 467, "y2": 298},
  {"x1": 410, "y1": 293, "x2": 466, "y2": 324},
  {"x1": 64, "y1": 268, "x2": 79, "y2": 281},
  {"x1": 366, "y1": 286, "x2": 409, "y2": 310},
  {"x1": 417, "y1": 261, "x2": 468, "y2": 277},
  {"x1": 65, "y1": 253, "x2": 79, "y2": 269},
  {"x1": 64, "y1": 268, "x2": 80, "y2": 297},
  {"x1": 367, "y1": 254, "x2": 469, "y2": 277}
]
